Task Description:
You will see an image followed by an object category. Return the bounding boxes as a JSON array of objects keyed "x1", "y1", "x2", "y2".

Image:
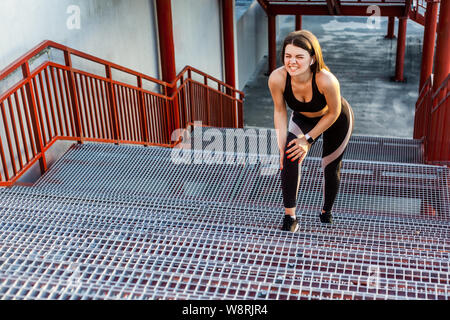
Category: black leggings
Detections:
[{"x1": 281, "y1": 98, "x2": 354, "y2": 212}]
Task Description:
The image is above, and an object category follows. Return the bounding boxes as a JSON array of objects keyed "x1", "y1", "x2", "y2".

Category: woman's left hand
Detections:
[{"x1": 286, "y1": 136, "x2": 310, "y2": 162}]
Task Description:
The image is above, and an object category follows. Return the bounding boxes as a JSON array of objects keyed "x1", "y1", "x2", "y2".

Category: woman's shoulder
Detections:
[
  {"x1": 268, "y1": 67, "x2": 287, "y2": 90},
  {"x1": 315, "y1": 69, "x2": 339, "y2": 92}
]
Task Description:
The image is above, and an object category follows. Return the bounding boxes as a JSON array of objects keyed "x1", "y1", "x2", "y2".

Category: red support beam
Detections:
[
  {"x1": 222, "y1": 0, "x2": 236, "y2": 90},
  {"x1": 385, "y1": 16, "x2": 396, "y2": 39},
  {"x1": 419, "y1": 1, "x2": 439, "y2": 91},
  {"x1": 64, "y1": 51, "x2": 84, "y2": 142},
  {"x1": 155, "y1": 0, "x2": 180, "y2": 132},
  {"x1": 268, "y1": 4, "x2": 404, "y2": 16},
  {"x1": 326, "y1": 0, "x2": 341, "y2": 15},
  {"x1": 155, "y1": 0, "x2": 177, "y2": 86},
  {"x1": 433, "y1": 0, "x2": 450, "y2": 93},
  {"x1": 393, "y1": 17, "x2": 408, "y2": 82},
  {"x1": 21, "y1": 62, "x2": 47, "y2": 175},
  {"x1": 295, "y1": 15, "x2": 302, "y2": 30},
  {"x1": 268, "y1": 14, "x2": 277, "y2": 75}
]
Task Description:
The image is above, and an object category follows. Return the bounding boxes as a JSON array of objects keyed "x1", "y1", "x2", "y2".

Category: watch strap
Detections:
[{"x1": 305, "y1": 134, "x2": 314, "y2": 144}]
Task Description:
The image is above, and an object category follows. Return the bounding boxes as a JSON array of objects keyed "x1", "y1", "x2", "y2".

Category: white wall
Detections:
[
  {"x1": 236, "y1": 1, "x2": 293, "y2": 90},
  {"x1": 0, "y1": 0, "x2": 160, "y2": 79},
  {"x1": 236, "y1": 1, "x2": 266, "y2": 90},
  {"x1": 171, "y1": 0, "x2": 224, "y2": 81}
]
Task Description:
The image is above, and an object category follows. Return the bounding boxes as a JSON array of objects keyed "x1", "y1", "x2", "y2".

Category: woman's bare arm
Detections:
[
  {"x1": 268, "y1": 69, "x2": 288, "y2": 153},
  {"x1": 306, "y1": 71, "x2": 341, "y2": 140}
]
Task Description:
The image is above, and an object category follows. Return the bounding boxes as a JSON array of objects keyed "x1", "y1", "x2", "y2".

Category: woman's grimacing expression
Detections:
[{"x1": 284, "y1": 44, "x2": 315, "y2": 77}]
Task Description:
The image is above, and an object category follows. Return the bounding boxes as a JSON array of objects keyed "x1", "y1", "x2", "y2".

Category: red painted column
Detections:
[
  {"x1": 433, "y1": 0, "x2": 450, "y2": 93},
  {"x1": 155, "y1": 0, "x2": 180, "y2": 135},
  {"x1": 385, "y1": 16, "x2": 396, "y2": 39},
  {"x1": 295, "y1": 15, "x2": 302, "y2": 31},
  {"x1": 268, "y1": 14, "x2": 277, "y2": 74},
  {"x1": 393, "y1": 17, "x2": 408, "y2": 82},
  {"x1": 419, "y1": 1, "x2": 439, "y2": 91},
  {"x1": 22, "y1": 62, "x2": 47, "y2": 174},
  {"x1": 222, "y1": 0, "x2": 236, "y2": 90},
  {"x1": 155, "y1": 0, "x2": 177, "y2": 86},
  {"x1": 431, "y1": 0, "x2": 450, "y2": 162}
]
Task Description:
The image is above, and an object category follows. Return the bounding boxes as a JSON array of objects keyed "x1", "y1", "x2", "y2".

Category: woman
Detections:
[{"x1": 268, "y1": 30, "x2": 354, "y2": 232}]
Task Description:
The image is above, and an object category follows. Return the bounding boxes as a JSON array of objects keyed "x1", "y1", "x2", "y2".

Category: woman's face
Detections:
[{"x1": 284, "y1": 44, "x2": 314, "y2": 77}]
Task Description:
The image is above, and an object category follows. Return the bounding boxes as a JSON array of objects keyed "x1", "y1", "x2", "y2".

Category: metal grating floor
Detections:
[
  {"x1": 185, "y1": 127, "x2": 425, "y2": 164},
  {"x1": 0, "y1": 131, "x2": 448, "y2": 300}
]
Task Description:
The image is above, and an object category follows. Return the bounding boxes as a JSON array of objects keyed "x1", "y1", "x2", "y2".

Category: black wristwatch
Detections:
[{"x1": 305, "y1": 133, "x2": 315, "y2": 144}]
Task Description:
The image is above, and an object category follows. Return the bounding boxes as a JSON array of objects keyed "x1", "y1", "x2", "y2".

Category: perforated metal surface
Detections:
[
  {"x1": 186, "y1": 127, "x2": 425, "y2": 164},
  {"x1": 0, "y1": 131, "x2": 448, "y2": 300}
]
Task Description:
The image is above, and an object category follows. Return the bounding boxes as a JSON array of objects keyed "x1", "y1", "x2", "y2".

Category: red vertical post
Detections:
[
  {"x1": 22, "y1": 62, "x2": 47, "y2": 174},
  {"x1": 223, "y1": 0, "x2": 238, "y2": 129},
  {"x1": 433, "y1": 0, "x2": 450, "y2": 93},
  {"x1": 238, "y1": 92, "x2": 244, "y2": 128},
  {"x1": 204, "y1": 76, "x2": 210, "y2": 125},
  {"x1": 385, "y1": 16, "x2": 396, "y2": 39},
  {"x1": 222, "y1": 0, "x2": 236, "y2": 90},
  {"x1": 295, "y1": 15, "x2": 302, "y2": 31},
  {"x1": 393, "y1": 17, "x2": 408, "y2": 82},
  {"x1": 431, "y1": 0, "x2": 450, "y2": 163},
  {"x1": 155, "y1": 0, "x2": 177, "y2": 86},
  {"x1": 419, "y1": 1, "x2": 439, "y2": 91},
  {"x1": 137, "y1": 77, "x2": 149, "y2": 145},
  {"x1": 105, "y1": 65, "x2": 120, "y2": 144},
  {"x1": 64, "y1": 50, "x2": 83, "y2": 142},
  {"x1": 268, "y1": 14, "x2": 277, "y2": 74},
  {"x1": 155, "y1": 0, "x2": 180, "y2": 135},
  {"x1": 188, "y1": 69, "x2": 195, "y2": 124}
]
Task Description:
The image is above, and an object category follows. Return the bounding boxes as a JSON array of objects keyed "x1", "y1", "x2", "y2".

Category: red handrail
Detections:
[
  {"x1": 0, "y1": 40, "x2": 245, "y2": 186},
  {"x1": 414, "y1": 74, "x2": 450, "y2": 166},
  {"x1": 0, "y1": 40, "x2": 169, "y2": 87},
  {"x1": 428, "y1": 74, "x2": 449, "y2": 164},
  {"x1": 409, "y1": 0, "x2": 434, "y2": 26},
  {"x1": 415, "y1": 76, "x2": 432, "y2": 137},
  {"x1": 259, "y1": 1, "x2": 408, "y2": 3}
]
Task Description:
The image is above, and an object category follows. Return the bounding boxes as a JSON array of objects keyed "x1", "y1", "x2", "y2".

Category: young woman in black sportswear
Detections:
[{"x1": 268, "y1": 30, "x2": 354, "y2": 232}]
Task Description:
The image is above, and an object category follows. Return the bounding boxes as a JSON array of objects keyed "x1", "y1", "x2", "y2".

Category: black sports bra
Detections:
[{"x1": 283, "y1": 71, "x2": 327, "y2": 113}]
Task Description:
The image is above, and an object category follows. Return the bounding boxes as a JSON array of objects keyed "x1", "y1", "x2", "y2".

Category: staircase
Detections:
[{"x1": 0, "y1": 127, "x2": 448, "y2": 300}]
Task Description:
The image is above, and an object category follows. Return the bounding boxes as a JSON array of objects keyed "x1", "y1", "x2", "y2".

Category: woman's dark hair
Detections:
[{"x1": 280, "y1": 30, "x2": 329, "y2": 73}]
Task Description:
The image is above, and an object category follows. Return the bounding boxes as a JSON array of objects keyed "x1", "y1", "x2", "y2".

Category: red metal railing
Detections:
[
  {"x1": 0, "y1": 41, "x2": 244, "y2": 186},
  {"x1": 260, "y1": 1, "x2": 407, "y2": 3},
  {"x1": 173, "y1": 66, "x2": 244, "y2": 130},
  {"x1": 414, "y1": 76, "x2": 433, "y2": 141},
  {"x1": 409, "y1": 0, "x2": 431, "y2": 25},
  {"x1": 258, "y1": 0, "x2": 411, "y2": 18},
  {"x1": 414, "y1": 75, "x2": 450, "y2": 166}
]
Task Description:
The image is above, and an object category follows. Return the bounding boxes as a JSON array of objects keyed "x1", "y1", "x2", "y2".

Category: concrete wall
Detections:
[
  {"x1": 236, "y1": 1, "x2": 293, "y2": 90},
  {"x1": 172, "y1": 0, "x2": 224, "y2": 81},
  {"x1": 0, "y1": 0, "x2": 160, "y2": 78}
]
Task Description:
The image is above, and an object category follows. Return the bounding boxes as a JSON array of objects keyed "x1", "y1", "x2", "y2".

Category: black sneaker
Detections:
[
  {"x1": 319, "y1": 211, "x2": 333, "y2": 224},
  {"x1": 281, "y1": 215, "x2": 299, "y2": 232}
]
